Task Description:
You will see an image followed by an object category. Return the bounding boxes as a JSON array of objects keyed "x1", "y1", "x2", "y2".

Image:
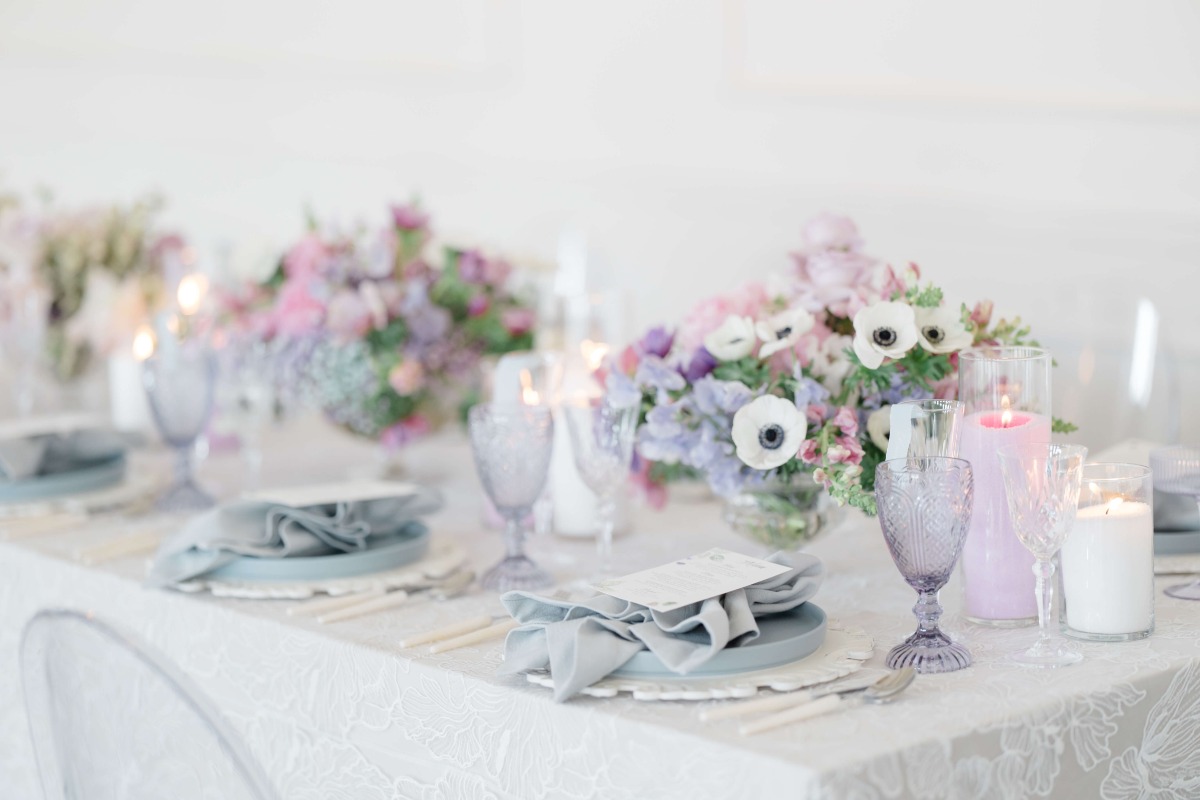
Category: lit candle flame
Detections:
[
  {"x1": 1106, "y1": 497, "x2": 1125, "y2": 516},
  {"x1": 131, "y1": 325, "x2": 155, "y2": 361},
  {"x1": 580, "y1": 339, "x2": 609, "y2": 372},
  {"x1": 999, "y1": 394, "x2": 1013, "y2": 427},
  {"x1": 177, "y1": 274, "x2": 208, "y2": 316},
  {"x1": 519, "y1": 369, "x2": 540, "y2": 405}
]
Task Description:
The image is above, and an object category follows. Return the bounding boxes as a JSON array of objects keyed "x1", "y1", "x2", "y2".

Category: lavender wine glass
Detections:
[
  {"x1": 997, "y1": 442, "x2": 1089, "y2": 667},
  {"x1": 468, "y1": 403, "x2": 556, "y2": 591},
  {"x1": 143, "y1": 338, "x2": 218, "y2": 512},
  {"x1": 875, "y1": 457, "x2": 975, "y2": 674},
  {"x1": 1150, "y1": 445, "x2": 1200, "y2": 600}
]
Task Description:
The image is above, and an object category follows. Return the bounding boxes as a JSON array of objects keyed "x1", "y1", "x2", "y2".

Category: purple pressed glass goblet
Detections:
[{"x1": 875, "y1": 457, "x2": 975, "y2": 674}]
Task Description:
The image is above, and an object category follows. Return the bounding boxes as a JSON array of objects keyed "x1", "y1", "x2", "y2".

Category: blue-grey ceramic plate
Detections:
[
  {"x1": 204, "y1": 524, "x2": 431, "y2": 582},
  {"x1": 0, "y1": 452, "x2": 126, "y2": 503},
  {"x1": 1154, "y1": 531, "x2": 1200, "y2": 556},
  {"x1": 611, "y1": 602, "x2": 827, "y2": 679}
]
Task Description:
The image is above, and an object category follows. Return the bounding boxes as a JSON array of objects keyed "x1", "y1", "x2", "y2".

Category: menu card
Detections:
[{"x1": 593, "y1": 548, "x2": 790, "y2": 612}]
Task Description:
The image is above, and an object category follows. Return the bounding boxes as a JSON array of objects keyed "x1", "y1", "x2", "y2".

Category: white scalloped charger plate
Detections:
[{"x1": 524, "y1": 620, "x2": 874, "y2": 701}]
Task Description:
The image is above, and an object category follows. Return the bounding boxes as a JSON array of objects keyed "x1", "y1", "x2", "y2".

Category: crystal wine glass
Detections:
[
  {"x1": 1150, "y1": 445, "x2": 1200, "y2": 600},
  {"x1": 875, "y1": 457, "x2": 975, "y2": 674},
  {"x1": 143, "y1": 338, "x2": 218, "y2": 512},
  {"x1": 468, "y1": 403, "x2": 556, "y2": 591},
  {"x1": 562, "y1": 398, "x2": 639, "y2": 578},
  {"x1": 997, "y1": 442, "x2": 1089, "y2": 667},
  {"x1": 0, "y1": 280, "x2": 48, "y2": 416}
]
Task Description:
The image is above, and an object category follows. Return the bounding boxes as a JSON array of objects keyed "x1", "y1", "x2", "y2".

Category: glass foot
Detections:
[
  {"x1": 886, "y1": 630, "x2": 972, "y2": 674},
  {"x1": 1164, "y1": 580, "x2": 1200, "y2": 600},
  {"x1": 480, "y1": 555, "x2": 554, "y2": 592},
  {"x1": 154, "y1": 481, "x2": 216, "y2": 513},
  {"x1": 1010, "y1": 640, "x2": 1082, "y2": 668}
]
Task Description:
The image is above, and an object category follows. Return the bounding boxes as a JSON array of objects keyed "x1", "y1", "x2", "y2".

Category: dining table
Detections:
[{"x1": 1, "y1": 415, "x2": 1197, "y2": 799}]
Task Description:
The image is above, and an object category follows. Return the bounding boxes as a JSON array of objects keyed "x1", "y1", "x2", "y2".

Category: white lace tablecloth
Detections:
[{"x1": 2, "y1": 418, "x2": 1198, "y2": 799}]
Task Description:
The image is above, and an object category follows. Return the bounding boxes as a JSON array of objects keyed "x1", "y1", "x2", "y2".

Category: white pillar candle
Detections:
[
  {"x1": 107, "y1": 326, "x2": 156, "y2": 434},
  {"x1": 1061, "y1": 500, "x2": 1154, "y2": 635}
]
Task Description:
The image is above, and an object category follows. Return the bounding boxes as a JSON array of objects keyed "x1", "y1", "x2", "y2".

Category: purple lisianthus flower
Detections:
[
  {"x1": 390, "y1": 203, "x2": 429, "y2": 232},
  {"x1": 634, "y1": 355, "x2": 686, "y2": 394},
  {"x1": 458, "y1": 250, "x2": 487, "y2": 284},
  {"x1": 638, "y1": 326, "x2": 675, "y2": 358},
  {"x1": 692, "y1": 376, "x2": 753, "y2": 417},
  {"x1": 404, "y1": 303, "x2": 452, "y2": 344},
  {"x1": 681, "y1": 347, "x2": 717, "y2": 382}
]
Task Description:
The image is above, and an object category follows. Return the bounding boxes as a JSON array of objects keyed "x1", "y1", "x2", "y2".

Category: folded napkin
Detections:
[
  {"x1": 0, "y1": 429, "x2": 126, "y2": 481},
  {"x1": 146, "y1": 485, "x2": 443, "y2": 588},
  {"x1": 499, "y1": 552, "x2": 823, "y2": 701},
  {"x1": 1156, "y1": 491, "x2": 1200, "y2": 532}
]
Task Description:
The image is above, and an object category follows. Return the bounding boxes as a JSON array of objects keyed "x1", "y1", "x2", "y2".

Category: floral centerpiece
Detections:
[
  {"x1": 0, "y1": 193, "x2": 182, "y2": 380},
  {"x1": 610, "y1": 213, "x2": 1071, "y2": 543},
  {"x1": 215, "y1": 202, "x2": 536, "y2": 447}
]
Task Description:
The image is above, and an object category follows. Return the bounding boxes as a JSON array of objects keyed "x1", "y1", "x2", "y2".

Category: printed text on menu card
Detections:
[{"x1": 592, "y1": 548, "x2": 790, "y2": 611}]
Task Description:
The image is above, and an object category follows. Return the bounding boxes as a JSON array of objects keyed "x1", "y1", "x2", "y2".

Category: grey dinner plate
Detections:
[
  {"x1": 0, "y1": 453, "x2": 127, "y2": 504},
  {"x1": 203, "y1": 524, "x2": 431, "y2": 582},
  {"x1": 611, "y1": 602, "x2": 827, "y2": 679}
]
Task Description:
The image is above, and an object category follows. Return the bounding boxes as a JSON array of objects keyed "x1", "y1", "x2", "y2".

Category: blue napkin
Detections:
[{"x1": 146, "y1": 486, "x2": 442, "y2": 587}]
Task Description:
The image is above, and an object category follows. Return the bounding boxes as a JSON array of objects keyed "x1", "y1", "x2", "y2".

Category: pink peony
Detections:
[
  {"x1": 388, "y1": 359, "x2": 426, "y2": 396},
  {"x1": 792, "y1": 250, "x2": 884, "y2": 318},
  {"x1": 676, "y1": 281, "x2": 770, "y2": 352},
  {"x1": 801, "y1": 213, "x2": 863, "y2": 252},
  {"x1": 269, "y1": 280, "x2": 325, "y2": 337},
  {"x1": 283, "y1": 234, "x2": 329, "y2": 280}
]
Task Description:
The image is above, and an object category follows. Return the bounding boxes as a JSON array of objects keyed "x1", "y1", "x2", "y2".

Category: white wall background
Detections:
[{"x1": 2, "y1": 0, "x2": 1198, "y2": 443}]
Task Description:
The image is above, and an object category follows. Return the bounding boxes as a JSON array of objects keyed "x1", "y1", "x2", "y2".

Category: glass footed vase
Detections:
[{"x1": 723, "y1": 472, "x2": 841, "y2": 552}]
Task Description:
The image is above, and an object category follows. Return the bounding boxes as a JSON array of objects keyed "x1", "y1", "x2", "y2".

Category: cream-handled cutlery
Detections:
[
  {"x1": 698, "y1": 672, "x2": 886, "y2": 723},
  {"x1": 73, "y1": 527, "x2": 166, "y2": 565},
  {"x1": 737, "y1": 668, "x2": 915, "y2": 737},
  {"x1": 316, "y1": 569, "x2": 476, "y2": 624},
  {"x1": 426, "y1": 618, "x2": 517, "y2": 654}
]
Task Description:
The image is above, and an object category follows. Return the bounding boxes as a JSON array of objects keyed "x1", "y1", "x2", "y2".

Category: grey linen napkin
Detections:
[
  {"x1": 146, "y1": 485, "x2": 443, "y2": 588},
  {"x1": 498, "y1": 552, "x2": 824, "y2": 701}
]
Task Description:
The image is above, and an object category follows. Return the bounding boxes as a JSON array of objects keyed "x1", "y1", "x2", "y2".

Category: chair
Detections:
[{"x1": 20, "y1": 609, "x2": 278, "y2": 800}]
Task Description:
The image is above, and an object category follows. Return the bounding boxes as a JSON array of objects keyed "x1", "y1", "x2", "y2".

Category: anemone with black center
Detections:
[
  {"x1": 924, "y1": 327, "x2": 944, "y2": 344},
  {"x1": 758, "y1": 424, "x2": 785, "y2": 450},
  {"x1": 775, "y1": 327, "x2": 792, "y2": 340},
  {"x1": 873, "y1": 327, "x2": 897, "y2": 347}
]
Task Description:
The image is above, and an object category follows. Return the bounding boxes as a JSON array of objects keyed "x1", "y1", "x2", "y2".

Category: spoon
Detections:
[{"x1": 738, "y1": 668, "x2": 916, "y2": 736}]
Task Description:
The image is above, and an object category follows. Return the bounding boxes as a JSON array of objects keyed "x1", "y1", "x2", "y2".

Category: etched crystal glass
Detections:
[
  {"x1": 875, "y1": 457, "x2": 974, "y2": 674},
  {"x1": 1149, "y1": 445, "x2": 1200, "y2": 600},
  {"x1": 468, "y1": 404, "x2": 556, "y2": 591},
  {"x1": 562, "y1": 399, "x2": 638, "y2": 578},
  {"x1": 143, "y1": 339, "x2": 218, "y2": 512},
  {"x1": 998, "y1": 442, "x2": 1089, "y2": 667}
]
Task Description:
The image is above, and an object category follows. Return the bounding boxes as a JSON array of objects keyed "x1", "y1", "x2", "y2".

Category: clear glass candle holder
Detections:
[{"x1": 1060, "y1": 463, "x2": 1155, "y2": 641}]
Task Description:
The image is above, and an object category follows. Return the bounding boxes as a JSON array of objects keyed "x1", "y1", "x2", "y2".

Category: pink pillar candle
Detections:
[{"x1": 960, "y1": 410, "x2": 1052, "y2": 622}]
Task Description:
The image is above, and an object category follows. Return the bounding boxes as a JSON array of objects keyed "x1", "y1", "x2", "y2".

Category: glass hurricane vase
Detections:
[{"x1": 723, "y1": 472, "x2": 840, "y2": 552}]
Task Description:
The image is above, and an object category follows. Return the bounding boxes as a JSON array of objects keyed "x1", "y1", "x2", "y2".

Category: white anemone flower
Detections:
[
  {"x1": 731, "y1": 395, "x2": 807, "y2": 470},
  {"x1": 756, "y1": 307, "x2": 816, "y2": 358},
  {"x1": 703, "y1": 315, "x2": 757, "y2": 361},
  {"x1": 867, "y1": 406, "x2": 892, "y2": 451},
  {"x1": 915, "y1": 305, "x2": 973, "y2": 354},
  {"x1": 852, "y1": 301, "x2": 918, "y2": 369}
]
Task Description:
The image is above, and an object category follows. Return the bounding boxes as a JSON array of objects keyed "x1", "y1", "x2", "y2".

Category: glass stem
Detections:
[
  {"x1": 913, "y1": 589, "x2": 942, "y2": 637},
  {"x1": 596, "y1": 493, "x2": 616, "y2": 575},
  {"x1": 503, "y1": 516, "x2": 526, "y2": 560},
  {"x1": 1033, "y1": 558, "x2": 1055, "y2": 644},
  {"x1": 174, "y1": 446, "x2": 194, "y2": 488}
]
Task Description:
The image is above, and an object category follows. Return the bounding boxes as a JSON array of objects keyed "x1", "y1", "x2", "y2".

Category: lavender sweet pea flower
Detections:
[
  {"x1": 405, "y1": 303, "x2": 452, "y2": 344},
  {"x1": 605, "y1": 369, "x2": 642, "y2": 409},
  {"x1": 692, "y1": 376, "x2": 754, "y2": 416},
  {"x1": 706, "y1": 455, "x2": 750, "y2": 498},
  {"x1": 638, "y1": 326, "x2": 675, "y2": 358},
  {"x1": 792, "y1": 375, "x2": 831, "y2": 409},
  {"x1": 681, "y1": 347, "x2": 718, "y2": 382},
  {"x1": 634, "y1": 355, "x2": 686, "y2": 394}
]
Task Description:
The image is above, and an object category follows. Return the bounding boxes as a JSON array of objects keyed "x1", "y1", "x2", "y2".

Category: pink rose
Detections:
[
  {"x1": 283, "y1": 234, "x2": 329, "y2": 280},
  {"x1": 325, "y1": 289, "x2": 373, "y2": 340},
  {"x1": 388, "y1": 359, "x2": 426, "y2": 396},
  {"x1": 831, "y1": 406, "x2": 859, "y2": 437},
  {"x1": 826, "y1": 435, "x2": 864, "y2": 466},
  {"x1": 793, "y1": 250, "x2": 884, "y2": 318},
  {"x1": 501, "y1": 307, "x2": 535, "y2": 336}
]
